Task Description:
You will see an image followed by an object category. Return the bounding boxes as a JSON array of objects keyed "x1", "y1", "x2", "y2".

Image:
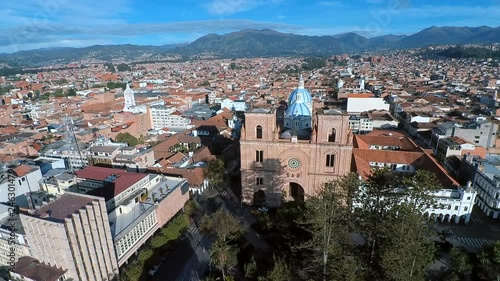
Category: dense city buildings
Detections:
[{"x1": 0, "y1": 38, "x2": 499, "y2": 280}]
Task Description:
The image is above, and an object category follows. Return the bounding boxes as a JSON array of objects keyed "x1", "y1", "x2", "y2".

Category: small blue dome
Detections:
[
  {"x1": 288, "y1": 88, "x2": 312, "y2": 105},
  {"x1": 285, "y1": 102, "x2": 311, "y2": 117}
]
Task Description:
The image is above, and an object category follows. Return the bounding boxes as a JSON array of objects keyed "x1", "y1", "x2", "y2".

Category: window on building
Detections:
[
  {"x1": 256, "y1": 125, "x2": 263, "y2": 139},
  {"x1": 256, "y1": 150, "x2": 264, "y2": 163},
  {"x1": 328, "y1": 128, "x2": 336, "y2": 142},
  {"x1": 256, "y1": 177, "x2": 263, "y2": 186},
  {"x1": 454, "y1": 206, "x2": 459, "y2": 211},
  {"x1": 464, "y1": 206, "x2": 468, "y2": 211},
  {"x1": 326, "y1": 154, "x2": 335, "y2": 167},
  {"x1": 467, "y1": 196, "x2": 471, "y2": 200}
]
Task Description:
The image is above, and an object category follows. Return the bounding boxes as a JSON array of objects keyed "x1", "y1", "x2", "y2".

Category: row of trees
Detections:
[
  {"x1": 121, "y1": 213, "x2": 189, "y2": 281},
  {"x1": 246, "y1": 170, "x2": 444, "y2": 281}
]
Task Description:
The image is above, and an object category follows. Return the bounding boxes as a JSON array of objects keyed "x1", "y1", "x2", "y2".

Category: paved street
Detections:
[
  {"x1": 152, "y1": 224, "x2": 211, "y2": 281},
  {"x1": 434, "y1": 206, "x2": 500, "y2": 252}
]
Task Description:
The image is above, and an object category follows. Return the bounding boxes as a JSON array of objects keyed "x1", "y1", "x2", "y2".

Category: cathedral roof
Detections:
[
  {"x1": 287, "y1": 74, "x2": 312, "y2": 105},
  {"x1": 285, "y1": 101, "x2": 311, "y2": 117}
]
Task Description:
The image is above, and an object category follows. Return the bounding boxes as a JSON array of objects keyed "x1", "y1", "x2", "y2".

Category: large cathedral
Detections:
[{"x1": 240, "y1": 76, "x2": 353, "y2": 207}]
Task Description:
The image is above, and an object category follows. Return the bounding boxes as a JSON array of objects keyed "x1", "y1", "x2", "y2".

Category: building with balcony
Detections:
[
  {"x1": 75, "y1": 166, "x2": 189, "y2": 266},
  {"x1": 459, "y1": 154, "x2": 500, "y2": 219}
]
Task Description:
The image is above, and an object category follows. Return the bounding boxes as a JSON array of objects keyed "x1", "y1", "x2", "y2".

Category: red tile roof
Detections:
[{"x1": 76, "y1": 166, "x2": 147, "y2": 198}]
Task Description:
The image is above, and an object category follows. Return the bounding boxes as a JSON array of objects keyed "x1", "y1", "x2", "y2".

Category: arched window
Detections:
[
  {"x1": 328, "y1": 128, "x2": 336, "y2": 142},
  {"x1": 326, "y1": 154, "x2": 335, "y2": 167},
  {"x1": 256, "y1": 125, "x2": 263, "y2": 139}
]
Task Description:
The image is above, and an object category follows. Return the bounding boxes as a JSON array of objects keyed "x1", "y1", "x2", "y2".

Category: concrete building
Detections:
[
  {"x1": 0, "y1": 165, "x2": 41, "y2": 208},
  {"x1": 459, "y1": 154, "x2": 500, "y2": 219},
  {"x1": 20, "y1": 193, "x2": 119, "y2": 281},
  {"x1": 11, "y1": 256, "x2": 68, "y2": 281},
  {"x1": 149, "y1": 105, "x2": 191, "y2": 130},
  {"x1": 346, "y1": 94, "x2": 390, "y2": 114},
  {"x1": 240, "y1": 80, "x2": 353, "y2": 207},
  {"x1": 430, "y1": 121, "x2": 499, "y2": 152},
  {"x1": 75, "y1": 166, "x2": 190, "y2": 266},
  {"x1": 0, "y1": 204, "x2": 30, "y2": 268},
  {"x1": 349, "y1": 115, "x2": 373, "y2": 134}
]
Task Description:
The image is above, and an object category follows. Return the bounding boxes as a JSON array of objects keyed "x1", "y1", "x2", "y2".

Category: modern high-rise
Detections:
[{"x1": 20, "y1": 193, "x2": 119, "y2": 281}]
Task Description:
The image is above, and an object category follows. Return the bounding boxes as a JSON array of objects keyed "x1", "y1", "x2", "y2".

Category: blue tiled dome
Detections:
[
  {"x1": 285, "y1": 102, "x2": 311, "y2": 117},
  {"x1": 288, "y1": 88, "x2": 312, "y2": 105}
]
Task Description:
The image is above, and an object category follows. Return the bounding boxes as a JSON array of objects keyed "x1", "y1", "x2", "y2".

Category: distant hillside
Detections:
[{"x1": 0, "y1": 26, "x2": 499, "y2": 67}]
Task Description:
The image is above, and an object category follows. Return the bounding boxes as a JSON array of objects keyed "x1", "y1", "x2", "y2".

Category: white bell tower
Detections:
[{"x1": 123, "y1": 84, "x2": 136, "y2": 112}]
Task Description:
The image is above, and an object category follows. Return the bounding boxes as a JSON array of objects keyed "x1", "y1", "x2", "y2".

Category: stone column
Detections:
[
  {"x1": 465, "y1": 214, "x2": 471, "y2": 225},
  {"x1": 447, "y1": 215, "x2": 451, "y2": 223},
  {"x1": 454, "y1": 215, "x2": 460, "y2": 224}
]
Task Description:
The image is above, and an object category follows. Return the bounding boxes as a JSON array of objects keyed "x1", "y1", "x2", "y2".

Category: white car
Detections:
[
  {"x1": 148, "y1": 265, "x2": 160, "y2": 276},
  {"x1": 257, "y1": 207, "x2": 269, "y2": 213}
]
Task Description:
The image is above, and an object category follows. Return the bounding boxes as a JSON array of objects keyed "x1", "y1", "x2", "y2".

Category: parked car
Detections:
[
  {"x1": 257, "y1": 207, "x2": 269, "y2": 213},
  {"x1": 148, "y1": 265, "x2": 160, "y2": 276}
]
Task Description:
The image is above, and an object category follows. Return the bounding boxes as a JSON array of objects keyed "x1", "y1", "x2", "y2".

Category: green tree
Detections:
[
  {"x1": 476, "y1": 241, "x2": 500, "y2": 280},
  {"x1": 200, "y1": 209, "x2": 242, "y2": 243},
  {"x1": 117, "y1": 63, "x2": 131, "y2": 72},
  {"x1": 203, "y1": 158, "x2": 225, "y2": 189},
  {"x1": 445, "y1": 247, "x2": 472, "y2": 280},
  {"x1": 210, "y1": 239, "x2": 238, "y2": 281},
  {"x1": 301, "y1": 173, "x2": 362, "y2": 281},
  {"x1": 115, "y1": 132, "x2": 141, "y2": 146},
  {"x1": 67, "y1": 88, "x2": 77, "y2": 96},
  {"x1": 244, "y1": 256, "x2": 258, "y2": 280},
  {"x1": 259, "y1": 256, "x2": 290, "y2": 281},
  {"x1": 354, "y1": 169, "x2": 440, "y2": 280}
]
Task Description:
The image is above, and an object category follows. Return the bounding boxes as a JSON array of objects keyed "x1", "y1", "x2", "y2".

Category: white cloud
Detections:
[
  {"x1": 205, "y1": 0, "x2": 285, "y2": 15},
  {"x1": 318, "y1": 1, "x2": 343, "y2": 7}
]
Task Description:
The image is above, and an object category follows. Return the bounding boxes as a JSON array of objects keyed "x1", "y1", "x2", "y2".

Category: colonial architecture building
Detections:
[
  {"x1": 353, "y1": 131, "x2": 477, "y2": 224},
  {"x1": 240, "y1": 77, "x2": 353, "y2": 206}
]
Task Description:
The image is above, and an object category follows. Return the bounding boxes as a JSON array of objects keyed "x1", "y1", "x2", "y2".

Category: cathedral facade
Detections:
[{"x1": 240, "y1": 77, "x2": 353, "y2": 207}]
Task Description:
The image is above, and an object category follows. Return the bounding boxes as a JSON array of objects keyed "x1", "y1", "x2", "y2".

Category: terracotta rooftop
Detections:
[
  {"x1": 76, "y1": 166, "x2": 148, "y2": 198},
  {"x1": 354, "y1": 134, "x2": 421, "y2": 151}
]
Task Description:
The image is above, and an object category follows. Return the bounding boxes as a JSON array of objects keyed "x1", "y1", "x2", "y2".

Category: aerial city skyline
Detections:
[{"x1": 1, "y1": 1, "x2": 500, "y2": 281}]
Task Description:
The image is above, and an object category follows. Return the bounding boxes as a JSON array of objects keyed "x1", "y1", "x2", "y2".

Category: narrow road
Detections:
[{"x1": 153, "y1": 224, "x2": 211, "y2": 281}]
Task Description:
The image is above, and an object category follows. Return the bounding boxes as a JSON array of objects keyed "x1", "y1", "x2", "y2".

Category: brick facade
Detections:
[{"x1": 240, "y1": 108, "x2": 353, "y2": 206}]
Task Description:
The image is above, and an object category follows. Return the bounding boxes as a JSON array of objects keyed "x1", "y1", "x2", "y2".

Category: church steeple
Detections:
[
  {"x1": 298, "y1": 74, "x2": 305, "y2": 89},
  {"x1": 123, "y1": 83, "x2": 136, "y2": 112}
]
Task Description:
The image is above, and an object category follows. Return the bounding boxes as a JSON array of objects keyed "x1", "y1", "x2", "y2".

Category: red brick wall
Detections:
[{"x1": 155, "y1": 185, "x2": 189, "y2": 228}]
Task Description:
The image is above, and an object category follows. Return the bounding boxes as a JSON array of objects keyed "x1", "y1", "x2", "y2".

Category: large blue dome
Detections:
[
  {"x1": 285, "y1": 102, "x2": 311, "y2": 117},
  {"x1": 288, "y1": 88, "x2": 312, "y2": 105}
]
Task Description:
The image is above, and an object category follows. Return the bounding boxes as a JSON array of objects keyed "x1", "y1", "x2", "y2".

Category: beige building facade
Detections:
[{"x1": 20, "y1": 193, "x2": 119, "y2": 281}]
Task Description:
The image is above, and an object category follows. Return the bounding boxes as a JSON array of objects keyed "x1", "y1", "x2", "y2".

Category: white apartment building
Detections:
[
  {"x1": 349, "y1": 116, "x2": 373, "y2": 134},
  {"x1": 0, "y1": 165, "x2": 41, "y2": 207},
  {"x1": 150, "y1": 105, "x2": 191, "y2": 130},
  {"x1": 461, "y1": 154, "x2": 500, "y2": 219},
  {"x1": 347, "y1": 96, "x2": 390, "y2": 114}
]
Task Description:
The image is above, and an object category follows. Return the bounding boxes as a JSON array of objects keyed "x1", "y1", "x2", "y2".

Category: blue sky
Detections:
[{"x1": 1, "y1": 0, "x2": 499, "y2": 53}]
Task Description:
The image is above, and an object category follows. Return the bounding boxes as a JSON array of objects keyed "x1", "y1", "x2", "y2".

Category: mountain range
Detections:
[{"x1": 1, "y1": 26, "x2": 499, "y2": 67}]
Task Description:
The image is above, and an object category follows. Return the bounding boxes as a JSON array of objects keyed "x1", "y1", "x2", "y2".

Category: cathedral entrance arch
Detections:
[
  {"x1": 253, "y1": 190, "x2": 266, "y2": 206},
  {"x1": 289, "y1": 182, "x2": 305, "y2": 202}
]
